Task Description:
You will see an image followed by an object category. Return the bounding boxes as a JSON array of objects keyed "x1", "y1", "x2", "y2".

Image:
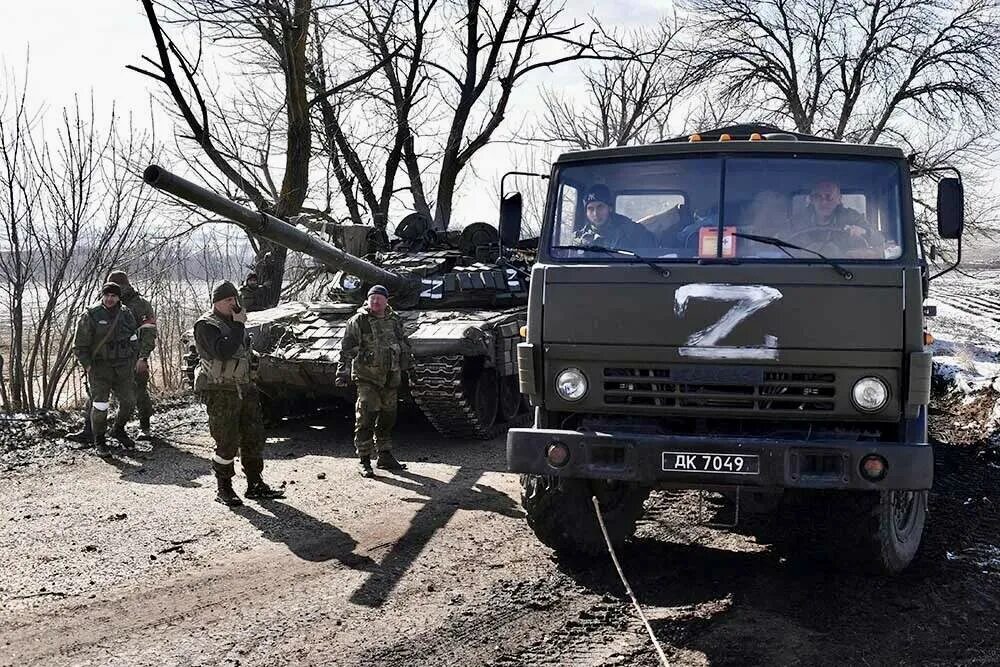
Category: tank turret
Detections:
[{"x1": 144, "y1": 164, "x2": 533, "y2": 440}]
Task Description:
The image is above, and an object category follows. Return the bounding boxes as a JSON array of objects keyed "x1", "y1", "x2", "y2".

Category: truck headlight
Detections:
[
  {"x1": 852, "y1": 377, "x2": 889, "y2": 412},
  {"x1": 555, "y1": 368, "x2": 588, "y2": 401}
]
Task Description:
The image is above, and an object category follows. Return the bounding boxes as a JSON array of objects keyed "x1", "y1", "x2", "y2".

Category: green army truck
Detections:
[{"x1": 502, "y1": 125, "x2": 964, "y2": 574}]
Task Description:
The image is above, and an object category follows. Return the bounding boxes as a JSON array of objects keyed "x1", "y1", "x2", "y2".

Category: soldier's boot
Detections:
[
  {"x1": 359, "y1": 456, "x2": 375, "y2": 478},
  {"x1": 245, "y1": 477, "x2": 286, "y2": 500},
  {"x1": 137, "y1": 417, "x2": 152, "y2": 441},
  {"x1": 376, "y1": 451, "x2": 407, "y2": 471},
  {"x1": 111, "y1": 425, "x2": 136, "y2": 450},
  {"x1": 215, "y1": 477, "x2": 244, "y2": 507},
  {"x1": 94, "y1": 434, "x2": 111, "y2": 458},
  {"x1": 67, "y1": 418, "x2": 93, "y2": 445}
]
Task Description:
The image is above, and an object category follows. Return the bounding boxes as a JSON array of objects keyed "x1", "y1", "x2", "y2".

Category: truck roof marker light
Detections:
[
  {"x1": 688, "y1": 134, "x2": 702, "y2": 142},
  {"x1": 719, "y1": 133, "x2": 732, "y2": 141},
  {"x1": 520, "y1": 325, "x2": 528, "y2": 338},
  {"x1": 749, "y1": 132, "x2": 763, "y2": 141}
]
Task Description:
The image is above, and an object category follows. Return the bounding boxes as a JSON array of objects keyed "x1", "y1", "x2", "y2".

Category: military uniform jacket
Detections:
[
  {"x1": 239, "y1": 284, "x2": 268, "y2": 312},
  {"x1": 340, "y1": 306, "x2": 413, "y2": 386},
  {"x1": 575, "y1": 213, "x2": 655, "y2": 249},
  {"x1": 73, "y1": 303, "x2": 140, "y2": 368},
  {"x1": 121, "y1": 286, "x2": 157, "y2": 359},
  {"x1": 797, "y1": 205, "x2": 882, "y2": 250},
  {"x1": 193, "y1": 310, "x2": 253, "y2": 392}
]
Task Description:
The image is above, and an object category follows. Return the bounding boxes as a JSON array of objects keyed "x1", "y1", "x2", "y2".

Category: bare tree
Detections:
[
  {"x1": 682, "y1": 0, "x2": 1000, "y2": 143},
  {"x1": 132, "y1": 0, "x2": 336, "y2": 307},
  {"x1": 0, "y1": 78, "x2": 165, "y2": 411},
  {"x1": 312, "y1": 0, "x2": 603, "y2": 231},
  {"x1": 537, "y1": 18, "x2": 702, "y2": 149}
]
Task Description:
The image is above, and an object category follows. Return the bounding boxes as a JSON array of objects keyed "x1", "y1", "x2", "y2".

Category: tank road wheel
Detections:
[
  {"x1": 520, "y1": 475, "x2": 650, "y2": 556},
  {"x1": 470, "y1": 367, "x2": 500, "y2": 433},
  {"x1": 409, "y1": 355, "x2": 504, "y2": 439},
  {"x1": 498, "y1": 374, "x2": 527, "y2": 423}
]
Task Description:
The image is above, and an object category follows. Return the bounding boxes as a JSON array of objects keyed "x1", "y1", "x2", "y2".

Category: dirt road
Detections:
[{"x1": 2, "y1": 400, "x2": 1000, "y2": 666}]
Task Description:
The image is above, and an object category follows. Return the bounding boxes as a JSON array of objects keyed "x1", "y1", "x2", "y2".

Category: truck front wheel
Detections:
[
  {"x1": 520, "y1": 475, "x2": 650, "y2": 556},
  {"x1": 857, "y1": 489, "x2": 927, "y2": 574}
]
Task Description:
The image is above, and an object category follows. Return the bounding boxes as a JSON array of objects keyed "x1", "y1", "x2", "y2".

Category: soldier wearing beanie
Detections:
[
  {"x1": 193, "y1": 280, "x2": 285, "y2": 506},
  {"x1": 337, "y1": 284, "x2": 413, "y2": 477},
  {"x1": 68, "y1": 270, "x2": 159, "y2": 444},
  {"x1": 71, "y1": 282, "x2": 140, "y2": 456},
  {"x1": 238, "y1": 270, "x2": 270, "y2": 313}
]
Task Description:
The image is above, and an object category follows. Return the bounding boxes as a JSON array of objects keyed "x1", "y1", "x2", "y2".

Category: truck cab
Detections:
[{"x1": 504, "y1": 126, "x2": 964, "y2": 573}]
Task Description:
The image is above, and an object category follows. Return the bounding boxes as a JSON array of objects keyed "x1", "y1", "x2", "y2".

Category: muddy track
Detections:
[{"x1": 3, "y1": 399, "x2": 1000, "y2": 666}]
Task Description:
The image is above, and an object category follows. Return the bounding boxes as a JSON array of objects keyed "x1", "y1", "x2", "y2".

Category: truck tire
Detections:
[
  {"x1": 520, "y1": 475, "x2": 650, "y2": 556},
  {"x1": 850, "y1": 489, "x2": 927, "y2": 574}
]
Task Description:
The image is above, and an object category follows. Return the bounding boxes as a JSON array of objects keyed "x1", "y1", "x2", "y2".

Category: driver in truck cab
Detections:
[
  {"x1": 574, "y1": 184, "x2": 655, "y2": 250},
  {"x1": 796, "y1": 180, "x2": 882, "y2": 255}
]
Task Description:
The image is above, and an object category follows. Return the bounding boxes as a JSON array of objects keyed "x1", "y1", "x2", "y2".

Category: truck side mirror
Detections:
[
  {"x1": 499, "y1": 192, "x2": 523, "y2": 247},
  {"x1": 936, "y1": 177, "x2": 964, "y2": 240}
]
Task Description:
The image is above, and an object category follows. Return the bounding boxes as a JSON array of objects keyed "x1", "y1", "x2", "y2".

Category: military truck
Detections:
[{"x1": 503, "y1": 125, "x2": 964, "y2": 573}]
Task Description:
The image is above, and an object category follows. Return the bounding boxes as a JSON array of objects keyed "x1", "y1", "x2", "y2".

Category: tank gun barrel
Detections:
[{"x1": 142, "y1": 165, "x2": 408, "y2": 292}]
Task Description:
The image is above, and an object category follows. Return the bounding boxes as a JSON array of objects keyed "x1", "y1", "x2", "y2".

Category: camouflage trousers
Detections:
[
  {"x1": 203, "y1": 386, "x2": 266, "y2": 481},
  {"x1": 88, "y1": 363, "x2": 136, "y2": 439},
  {"x1": 354, "y1": 380, "x2": 398, "y2": 458},
  {"x1": 81, "y1": 368, "x2": 151, "y2": 431},
  {"x1": 134, "y1": 369, "x2": 153, "y2": 428}
]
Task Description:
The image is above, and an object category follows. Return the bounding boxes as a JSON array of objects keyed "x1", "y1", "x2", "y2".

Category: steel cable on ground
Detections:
[{"x1": 592, "y1": 495, "x2": 670, "y2": 667}]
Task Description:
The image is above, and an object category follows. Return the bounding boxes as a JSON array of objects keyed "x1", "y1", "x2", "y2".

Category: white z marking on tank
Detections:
[
  {"x1": 674, "y1": 284, "x2": 783, "y2": 359},
  {"x1": 420, "y1": 279, "x2": 444, "y2": 299}
]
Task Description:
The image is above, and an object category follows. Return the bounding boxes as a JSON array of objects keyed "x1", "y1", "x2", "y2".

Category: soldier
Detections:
[
  {"x1": 73, "y1": 282, "x2": 140, "y2": 457},
  {"x1": 194, "y1": 280, "x2": 285, "y2": 507},
  {"x1": 337, "y1": 284, "x2": 412, "y2": 478},
  {"x1": 238, "y1": 271, "x2": 269, "y2": 313},
  {"x1": 68, "y1": 271, "x2": 158, "y2": 443},
  {"x1": 575, "y1": 184, "x2": 655, "y2": 250}
]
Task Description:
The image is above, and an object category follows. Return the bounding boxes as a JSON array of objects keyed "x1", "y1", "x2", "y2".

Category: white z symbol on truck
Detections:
[{"x1": 674, "y1": 284, "x2": 783, "y2": 360}]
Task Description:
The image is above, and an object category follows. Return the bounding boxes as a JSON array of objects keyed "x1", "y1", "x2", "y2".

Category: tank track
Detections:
[{"x1": 409, "y1": 354, "x2": 528, "y2": 439}]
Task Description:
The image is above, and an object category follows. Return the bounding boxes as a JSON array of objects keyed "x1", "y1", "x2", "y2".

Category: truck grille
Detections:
[{"x1": 602, "y1": 367, "x2": 836, "y2": 412}]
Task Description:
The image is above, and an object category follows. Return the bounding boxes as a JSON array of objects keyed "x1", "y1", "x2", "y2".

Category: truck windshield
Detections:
[{"x1": 548, "y1": 156, "x2": 904, "y2": 261}]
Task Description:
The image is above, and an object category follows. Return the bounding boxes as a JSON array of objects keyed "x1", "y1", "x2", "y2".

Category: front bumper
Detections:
[{"x1": 507, "y1": 428, "x2": 933, "y2": 490}]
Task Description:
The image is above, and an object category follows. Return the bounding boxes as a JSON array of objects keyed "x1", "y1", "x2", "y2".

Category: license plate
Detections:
[{"x1": 662, "y1": 452, "x2": 760, "y2": 475}]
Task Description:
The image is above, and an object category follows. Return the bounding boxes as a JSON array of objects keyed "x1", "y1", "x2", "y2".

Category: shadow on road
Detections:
[
  {"x1": 233, "y1": 498, "x2": 379, "y2": 571},
  {"x1": 102, "y1": 436, "x2": 209, "y2": 489},
  {"x1": 348, "y1": 466, "x2": 525, "y2": 609}
]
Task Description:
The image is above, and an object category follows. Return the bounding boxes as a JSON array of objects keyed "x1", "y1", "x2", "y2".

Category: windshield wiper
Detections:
[
  {"x1": 733, "y1": 232, "x2": 853, "y2": 280},
  {"x1": 551, "y1": 244, "x2": 672, "y2": 278}
]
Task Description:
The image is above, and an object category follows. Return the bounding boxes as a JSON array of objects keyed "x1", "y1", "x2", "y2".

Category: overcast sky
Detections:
[
  {"x1": 1, "y1": 0, "x2": 668, "y2": 227},
  {"x1": 3, "y1": 0, "x2": 995, "y2": 233}
]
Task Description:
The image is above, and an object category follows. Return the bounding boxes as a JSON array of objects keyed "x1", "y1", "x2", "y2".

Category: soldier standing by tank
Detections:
[
  {"x1": 337, "y1": 285, "x2": 412, "y2": 478},
  {"x1": 73, "y1": 282, "x2": 140, "y2": 457},
  {"x1": 238, "y1": 271, "x2": 270, "y2": 312},
  {"x1": 68, "y1": 271, "x2": 158, "y2": 443},
  {"x1": 194, "y1": 281, "x2": 285, "y2": 507}
]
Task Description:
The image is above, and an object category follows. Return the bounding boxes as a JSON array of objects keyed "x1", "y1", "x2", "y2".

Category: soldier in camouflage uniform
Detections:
[
  {"x1": 337, "y1": 284, "x2": 412, "y2": 477},
  {"x1": 72, "y1": 282, "x2": 140, "y2": 457},
  {"x1": 68, "y1": 271, "x2": 158, "y2": 443},
  {"x1": 238, "y1": 271, "x2": 269, "y2": 313},
  {"x1": 194, "y1": 281, "x2": 285, "y2": 507}
]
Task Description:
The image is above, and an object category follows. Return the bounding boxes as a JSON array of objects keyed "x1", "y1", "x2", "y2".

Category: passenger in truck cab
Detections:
[{"x1": 575, "y1": 184, "x2": 656, "y2": 250}]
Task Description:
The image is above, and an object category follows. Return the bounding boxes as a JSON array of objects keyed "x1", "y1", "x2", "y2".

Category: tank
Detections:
[{"x1": 143, "y1": 165, "x2": 532, "y2": 438}]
